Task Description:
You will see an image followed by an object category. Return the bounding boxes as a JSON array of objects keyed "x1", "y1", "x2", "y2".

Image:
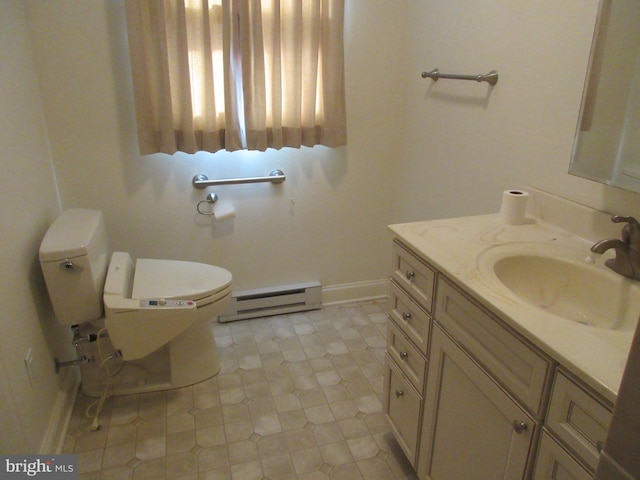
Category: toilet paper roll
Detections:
[
  {"x1": 499, "y1": 190, "x2": 529, "y2": 225},
  {"x1": 214, "y1": 201, "x2": 236, "y2": 222}
]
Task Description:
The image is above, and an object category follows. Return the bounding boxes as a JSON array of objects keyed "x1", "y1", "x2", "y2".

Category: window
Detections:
[{"x1": 125, "y1": 0, "x2": 347, "y2": 154}]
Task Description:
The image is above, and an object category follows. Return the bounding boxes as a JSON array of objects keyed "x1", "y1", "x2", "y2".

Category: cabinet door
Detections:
[
  {"x1": 418, "y1": 325, "x2": 536, "y2": 480},
  {"x1": 533, "y1": 431, "x2": 592, "y2": 480}
]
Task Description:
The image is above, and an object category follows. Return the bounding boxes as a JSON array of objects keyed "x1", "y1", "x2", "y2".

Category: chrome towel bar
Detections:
[
  {"x1": 192, "y1": 169, "x2": 285, "y2": 189},
  {"x1": 421, "y1": 68, "x2": 499, "y2": 86}
]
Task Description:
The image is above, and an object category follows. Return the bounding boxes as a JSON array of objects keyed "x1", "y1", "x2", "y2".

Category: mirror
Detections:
[{"x1": 569, "y1": 0, "x2": 640, "y2": 192}]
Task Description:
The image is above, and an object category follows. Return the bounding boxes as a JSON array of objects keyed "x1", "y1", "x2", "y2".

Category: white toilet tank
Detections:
[{"x1": 39, "y1": 209, "x2": 109, "y2": 326}]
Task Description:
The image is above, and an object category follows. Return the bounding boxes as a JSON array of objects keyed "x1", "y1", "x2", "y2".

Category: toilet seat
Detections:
[
  {"x1": 104, "y1": 253, "x2": 232, "y2": 360},
  {"x1": 132, "y1": 259, "x2": 232, "y2": 307}
]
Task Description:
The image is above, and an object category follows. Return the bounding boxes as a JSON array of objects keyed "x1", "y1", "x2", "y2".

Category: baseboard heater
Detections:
[{"x1": 219, "y1": 281, "x2": 322, "y2": 322}]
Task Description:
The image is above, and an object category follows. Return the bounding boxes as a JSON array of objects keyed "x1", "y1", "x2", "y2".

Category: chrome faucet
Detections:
[{"x1": 591, "y1": 215, "x2": 640, "y2": 280}]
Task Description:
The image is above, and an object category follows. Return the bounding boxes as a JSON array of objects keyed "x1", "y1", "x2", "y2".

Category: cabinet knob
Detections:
[
  {"x1": 395, "y1": 390, "x2": 404, "y2": 398},
  {"x1": 402, "y1": 312, "x2": 412, "y2": 321},
  {"x1": 399, "y1": 351, "x2": 409, "y2": 360},
  {"x1": 405, "y1": 270, "x2": 415, "y2": 280},
  {"x1": 512, "y1": 420, "x2": 528, "y2": 434}
]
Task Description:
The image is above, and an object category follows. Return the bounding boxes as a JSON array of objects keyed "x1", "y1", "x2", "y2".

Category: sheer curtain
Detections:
[{"x1": 125, "y1": 0, "x2": 347, "y2": 154}]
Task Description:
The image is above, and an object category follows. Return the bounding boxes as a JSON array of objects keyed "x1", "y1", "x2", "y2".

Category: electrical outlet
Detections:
[{"x1": 24, "y1": 348, "x2": 34, "y2": 388}]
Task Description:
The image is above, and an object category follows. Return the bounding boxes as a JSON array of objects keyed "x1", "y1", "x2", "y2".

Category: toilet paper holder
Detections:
[{"x1": 196, "y1": 193, "x2": 218, "y2": 216}]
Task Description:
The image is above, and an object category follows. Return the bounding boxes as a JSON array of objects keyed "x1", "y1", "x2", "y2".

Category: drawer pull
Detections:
[
  {"x1": 402, "y1": 312, "x2": 412, "y2": 321},
  {"x1": 395, "y1": 390, "x2": 404, "y2": 398},
  {"x1": 400, "y1": 351, "x2": 409, "y2": 360},
  {"x1": 406, "y1": 270, "x2": 415, "y2": 280},
  {"x1": 512, "y1": 420, "x2": 528, "y2": 434}
]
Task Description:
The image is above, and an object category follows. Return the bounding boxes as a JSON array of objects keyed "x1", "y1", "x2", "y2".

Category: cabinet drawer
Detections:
[
  {"x1": 533, "y1": 430, "x2": 592, "y2": 480},
  {"x1": 546, "y1": 371, "x2": 612, "y2": 471},
  {"x1": 387, "y1": 320, "x2": 427, "y2": 392},
  {"x1": 389, "y1": 281, "x2": 431, "y2": 355},
  {"x1": 392, "y1": 240, "x2": 436, "y2": 313},
  {"x1": 383, "y1": 355, "x2": 422, "y2": 467},
  {"x1": 435, "y1": 277, "x2": 551, "y2": 416}
]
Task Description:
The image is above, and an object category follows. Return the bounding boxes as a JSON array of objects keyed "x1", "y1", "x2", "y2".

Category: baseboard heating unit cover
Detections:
[{"x1": 219, "y1": 281, "x2": 322, "y2": 322}]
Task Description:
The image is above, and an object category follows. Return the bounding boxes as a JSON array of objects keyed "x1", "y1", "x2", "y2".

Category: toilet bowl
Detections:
[{"x1": 39, "y1": 208, "x2": 232, "y2": 396}]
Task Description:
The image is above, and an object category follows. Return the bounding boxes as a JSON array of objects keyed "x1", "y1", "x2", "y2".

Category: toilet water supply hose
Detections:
[
  {"x1": 85, "y1": 327, "x2": 123, "y2": 431},
  {"x1": 83, "y1": 329, "x2": 152, "y2": 431}
]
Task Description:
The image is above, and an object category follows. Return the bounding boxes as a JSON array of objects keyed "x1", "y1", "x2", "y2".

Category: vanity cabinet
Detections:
[
  {"x1": 384, "y1": 201, "x2": 630, "y2": 480},
  {"x1": 383, "y1": 209, "x2": 627, "y2": 480},
  {"x1": 386, "y1": 238, "x2": 614, "y2": 480}
]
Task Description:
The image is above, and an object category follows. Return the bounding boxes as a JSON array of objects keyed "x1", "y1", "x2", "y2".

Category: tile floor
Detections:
[{"x1": 63, "y1": 300, "x2": 419, "y2": 480}]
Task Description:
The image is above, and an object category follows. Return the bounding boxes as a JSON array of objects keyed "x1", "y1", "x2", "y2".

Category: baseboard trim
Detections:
[
  {"x1": 39, "y1": 367, "x2": 80, "y2": 454},
  {"x1": 322, "y1": 279, "x2": 390, "y2": 306}
]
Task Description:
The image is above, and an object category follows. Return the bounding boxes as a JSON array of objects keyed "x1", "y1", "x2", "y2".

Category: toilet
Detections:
[{"x1": 39, "y1": 208, "x2": 232, "y2": 396}]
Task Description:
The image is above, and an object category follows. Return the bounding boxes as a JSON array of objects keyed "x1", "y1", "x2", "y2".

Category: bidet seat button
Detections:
[{"x1": 159, "y1": 298, "x2": 167, "y2": 305}]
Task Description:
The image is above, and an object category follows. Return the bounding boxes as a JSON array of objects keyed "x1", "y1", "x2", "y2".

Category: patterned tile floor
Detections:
[{"x1": 63, "y1": 300, "x2": 419, "y2": 480}]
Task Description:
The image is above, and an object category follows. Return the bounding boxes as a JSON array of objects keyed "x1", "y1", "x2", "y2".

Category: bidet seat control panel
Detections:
[{"x1": 138, "y1": 299, "x2": 195, "y2": 308}]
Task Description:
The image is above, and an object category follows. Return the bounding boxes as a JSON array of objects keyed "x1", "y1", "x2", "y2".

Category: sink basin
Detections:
[{"x1": 478, "y1": 243, "x2": 640, "y2": 331}]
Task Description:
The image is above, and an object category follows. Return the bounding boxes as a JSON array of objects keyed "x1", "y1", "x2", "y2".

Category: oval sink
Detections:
[{"x1": 478, "y1": 244, "x2": 640, "y2": 331}]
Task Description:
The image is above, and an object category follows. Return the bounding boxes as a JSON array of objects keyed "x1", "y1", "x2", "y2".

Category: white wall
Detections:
[
  {"x1": 24, "y1": 0, "x2": 408, "y2": 296},
  {"x1": 0, "y1": 1, "x2": 72, "y2": 454},
  {"x1": 394, "y1": 0, "x2": 640, "y2": 223}
]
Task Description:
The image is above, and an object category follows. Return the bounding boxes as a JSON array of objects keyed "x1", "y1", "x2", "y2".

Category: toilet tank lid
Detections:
[{"x1": 39, "y1": 208, "x2": 104, "y2": 262}]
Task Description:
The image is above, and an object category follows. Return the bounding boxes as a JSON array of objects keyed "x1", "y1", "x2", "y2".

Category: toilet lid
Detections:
[{"x1": 131, "y1": 259, "x2": 232, "y2": 301}]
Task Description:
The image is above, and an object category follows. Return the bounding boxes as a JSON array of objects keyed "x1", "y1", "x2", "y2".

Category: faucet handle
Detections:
[
  {"x1": 612, "y1": 216, "x2": 640, "y2": 247},
  {"x1": 612, "y1": 215, "x2": 639, "y2": 225}
]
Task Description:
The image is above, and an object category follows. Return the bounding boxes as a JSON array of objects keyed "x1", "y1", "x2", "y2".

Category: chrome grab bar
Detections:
[
  {"x1": 192, "y1": 169, "x2": 285, "y2": 189},
  {"x1": 421, "y1": 68, "x2": 499, "y2": 86}
]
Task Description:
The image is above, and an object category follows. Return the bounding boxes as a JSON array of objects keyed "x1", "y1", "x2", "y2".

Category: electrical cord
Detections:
[
  {"x1": 85, "y1": 328, "x2": 122, "y2": 431},
  {"x1": 83, "y1": 329, "x2": 152, "y2": 431}
]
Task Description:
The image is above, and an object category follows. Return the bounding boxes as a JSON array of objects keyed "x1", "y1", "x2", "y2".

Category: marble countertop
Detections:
[{"x1": 389, "y1": 213, "x2": 634, "y2": 404}]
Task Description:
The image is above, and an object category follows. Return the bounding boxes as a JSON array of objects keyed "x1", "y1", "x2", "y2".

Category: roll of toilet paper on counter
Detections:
[
  {"x1": 214, "y1": 201, "x2": 236, "y2": 222},
  {"x1": 499, "y1": 190, "x2": 529, "y2": 225}
]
